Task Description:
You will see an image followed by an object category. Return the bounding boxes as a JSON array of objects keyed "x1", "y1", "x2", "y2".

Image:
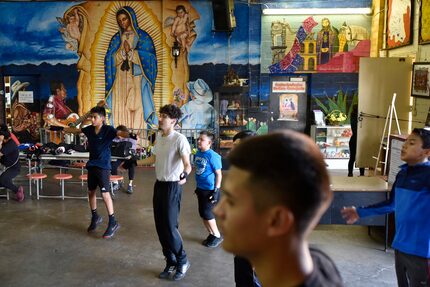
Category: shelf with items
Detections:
[
  {"x1": 311, "y1": 125, "x2": 352, "y2": 160},
  {"x1": 214, "y1": 86, "x2": 249, "y2": 156}
]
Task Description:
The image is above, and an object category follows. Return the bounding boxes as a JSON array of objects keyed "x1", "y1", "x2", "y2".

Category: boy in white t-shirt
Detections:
[{"x1": 138, "y1": 104, "x2": 192, "y2": 281}]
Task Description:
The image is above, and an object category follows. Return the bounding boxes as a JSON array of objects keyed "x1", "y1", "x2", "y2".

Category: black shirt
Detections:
[
  {"x1": 0, "y1": 139, "x2": 20, "y2": 169},
  {"x1": 82, "y1": 125, "x2": 117, "y2": 170},
  {"x1": 299, "y1": 248, "x2": 344, "y2": 287}
]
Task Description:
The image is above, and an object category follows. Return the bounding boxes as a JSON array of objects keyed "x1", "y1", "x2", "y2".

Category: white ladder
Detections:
[{"x1": 373, "y1": 93, "x2": 402, "y2": 175}]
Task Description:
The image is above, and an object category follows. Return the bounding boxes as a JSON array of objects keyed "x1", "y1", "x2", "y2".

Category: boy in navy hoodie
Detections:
[{"x1": 342, "y1": 128, "x2": 430, "y2": 286}]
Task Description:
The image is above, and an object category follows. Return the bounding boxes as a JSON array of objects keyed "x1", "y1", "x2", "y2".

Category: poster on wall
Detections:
[
  {"x1": 272, "y1": 81, "x2": 306, "y2": 93},
  {"x1": 411, "y1": 62, "x2": 430, "y2": 98},
  {"x1": 419, "y1": 0, "x2": 430, "y2": 44},
  {"x1": 386, "y1": 0, "x2": 413, "y2": 49},
  {"x1": 279, "y1": 94, "x2": 298, "y2": 121}
]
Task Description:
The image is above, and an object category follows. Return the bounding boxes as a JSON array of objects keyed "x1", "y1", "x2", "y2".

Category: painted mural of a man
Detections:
[
  {"x1": 316, "y1": 18, "x2": 338, "y2": 65},
  {"x1": 105, "y1": 6, "x2": 158, "y2": 130},
  {"x1": 43, "y1": 81, "x2": 75, "y2": 128}
]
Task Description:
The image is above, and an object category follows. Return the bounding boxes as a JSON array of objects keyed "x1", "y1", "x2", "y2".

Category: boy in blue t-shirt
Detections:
[
  {"x1": 194, "y1": 131, "x2": 223, "y2": 248},
  {"x1": 65, "y1": 105, "x2": 129, "y2": 239},
  {"x1": 342, "y1": 128, "x2": 430, "y2": 286}
]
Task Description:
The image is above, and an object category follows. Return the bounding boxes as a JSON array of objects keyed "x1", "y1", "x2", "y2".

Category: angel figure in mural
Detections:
[
  {"x1": 57, "y1": 8, "x2": 83, "y2": 51},
  {"x1": 105, "y1": 6, "x2": 158, "y2": 129},
  {"x1": 171, "y1": 5, "x2": 191, "y2": 53},
  {"x1": 316, "y1": 18, "x2": 338, "y2": 65},
  {"x1": 164, "y1": 3, "x2": 199, "y2": 95},
  {"x1": 179, "y1": 79, "x2": 215, "y2": 130}
]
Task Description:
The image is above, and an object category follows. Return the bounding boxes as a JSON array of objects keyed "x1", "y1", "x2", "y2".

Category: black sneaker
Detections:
[
  {"x1": 202, "y1": 234, "x2": 215, "y2": 246},
  {"x1": 172, "y1": 261, "x2": 190, "y2": 281},
  {"x1": 87, "y1": 216, "x2": 102, "y2": 232},
  {"x1": 102, "y1": 222, "x2": 120, "y2": 239},
  {"x1": 205, "y1": 235, "x2": 223, "y2": 248},
  {"x1": 159, "y1": 263, "x2": 176, "y2": 279},
  {"x1": 127, "y1": 185, "x2": 133, "y2": 194}
]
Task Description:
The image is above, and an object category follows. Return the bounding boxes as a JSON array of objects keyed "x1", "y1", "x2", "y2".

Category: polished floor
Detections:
[{"x1": 0, "y1": 167, "x2": 397, "y2": 287}]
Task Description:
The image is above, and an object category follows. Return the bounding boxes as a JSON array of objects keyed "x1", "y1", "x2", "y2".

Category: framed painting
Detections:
[
  {"x1": 411, "y1": 63, "x2": 430, "y2": 98},
  {"x1": 386, "y1": 0, "x2": 413, "y2": 49},
  {"x1": 419, "y1": 0, "x2": 430, "y2": 44}
]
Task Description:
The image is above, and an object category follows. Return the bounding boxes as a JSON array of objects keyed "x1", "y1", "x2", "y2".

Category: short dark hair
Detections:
[
  {"x1": 90, "y1": 106, "x2": 106, "y2": 118},
  {"x1": 116, "y1": 125, "x2": 128, "y2": 132},
  {"x1": 412, "y1": 128, "x2": 430, "y2": 149},
  {"x1": 228, "y1": 131, "x2": 331, "y2": 234},
  {"x1": 0, "y1": 124, "x2": 8, "y2": 132},
  {"x1": 199, "y1": 130, "x2": 215, "y2": 142},
  {"x1": 50, "y1": 81, "x2": 64, "y2": 95},
  {"x1": 176, "y1": 5, "x2": 186, "y2": 13},
  {"x1": 0, "y1": 129, "x2": 11, "y2": 139},
  {"x1": 159, "y1": 104, "x2": 182, "y2": 120},
  {"x1": 233, "y1": 130, "x2": 256, "y2": 142}
]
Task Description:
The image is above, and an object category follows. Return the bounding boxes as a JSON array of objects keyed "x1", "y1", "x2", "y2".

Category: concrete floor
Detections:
[{"x1": 0, "y1": 167, "x2": 397, "y2": 287}]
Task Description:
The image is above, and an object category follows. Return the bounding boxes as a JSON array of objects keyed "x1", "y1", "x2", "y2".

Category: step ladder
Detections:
[{"x1": 373, "y1": 93, "x2": 402, "y2": 175}]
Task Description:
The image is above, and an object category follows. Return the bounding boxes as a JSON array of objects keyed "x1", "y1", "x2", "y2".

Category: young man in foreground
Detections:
[{"x1": 214, "y1": 131, "x2": 344, "y2": 286}]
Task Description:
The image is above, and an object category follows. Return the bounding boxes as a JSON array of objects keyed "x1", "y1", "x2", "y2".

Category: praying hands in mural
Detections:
[{"x1": 105, "y1": 6, "x2": 158, "y2": 130}]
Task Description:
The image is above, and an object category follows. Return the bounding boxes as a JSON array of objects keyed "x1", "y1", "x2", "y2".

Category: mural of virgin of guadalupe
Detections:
[{"x1": 105, "y1": 6, "x2": 158, "y2": 129}]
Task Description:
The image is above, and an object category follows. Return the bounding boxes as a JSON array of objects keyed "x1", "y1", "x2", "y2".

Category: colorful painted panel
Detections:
[
  {"x1": 0, "y1": 1, "x2": 258, "y2": 132},
  {"x1": 419, "y1": 0, "x2": 430, "y2": 44},
  {"x1": 262, "y1": 15, "x2": 371, "y2": 73},
  {"x1": 386, "y1": 0, "x2": 413, "y2": 49}
]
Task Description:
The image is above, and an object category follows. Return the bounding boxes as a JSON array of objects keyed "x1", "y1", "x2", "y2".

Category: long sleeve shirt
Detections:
[{"x1": 357, "y1": 161, "x2": 430, "y2": 258}]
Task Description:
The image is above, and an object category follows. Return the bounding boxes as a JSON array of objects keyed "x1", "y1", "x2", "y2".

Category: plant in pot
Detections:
[{"x1": 313, "y1": 89, "x2": 358, "y2": 125}]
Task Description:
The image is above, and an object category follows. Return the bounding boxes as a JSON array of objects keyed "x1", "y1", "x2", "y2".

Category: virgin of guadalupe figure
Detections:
[
  {"x1": 105, "y1": 6, "x2": 158, "y2": 129},
  {"x1": 316, "y1": 18, "x2": 338, "y2": 65}
]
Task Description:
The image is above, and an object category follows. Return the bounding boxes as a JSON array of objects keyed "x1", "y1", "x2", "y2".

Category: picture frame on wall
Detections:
[
  {"x1": 419, "y1": 0, "x2": 430, "y2": 44},
  {"x1": 411, "y1": 62, "x2": 430, "y2": 98},
  {"x1": 386, "y1": 0, "x2": 413, "y2": 49}
]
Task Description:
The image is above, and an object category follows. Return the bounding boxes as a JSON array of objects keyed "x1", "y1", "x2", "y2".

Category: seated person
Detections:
[
  {"x1": 0, "y1": 130, "x2": 24, "y2": 202},
  {"x1": 111, "y1": 125, "x2": 137, "y2": 194},
  {"x1": 0, "y1": 124, "x2": 20, "y2": 145}
]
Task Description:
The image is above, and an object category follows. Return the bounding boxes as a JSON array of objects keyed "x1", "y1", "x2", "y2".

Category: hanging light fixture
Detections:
[{"x1": 172, "y1": 41, "x2": 180, "y2": 68}]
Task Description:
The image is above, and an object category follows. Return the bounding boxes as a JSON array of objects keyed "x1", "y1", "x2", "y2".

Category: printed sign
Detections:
[
  {"x1": 18, "y1": 91, "x2": 34, "y2": 103},
  {"x1": 272, "y1": 81, "x2": 306, "y2": 93}
]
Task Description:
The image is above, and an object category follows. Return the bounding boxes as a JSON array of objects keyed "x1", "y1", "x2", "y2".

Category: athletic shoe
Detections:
[
  {"x1": 172, "y1": 261, "x2": 190, "y2": 281},
  {"x1": 87, "y1": 216, "x2": 102, "y2": 232},
  {"x1": 112, "y1": 182, "x2": 120, "y2": 191},
  {"x1": 102, "y1": 222, "x2": 120, "y2": 239},
  {"x1": 159, "y1": 263, "x2": 176, "y2": 279},
  {"x1": 127, "y1": 185, "x2": 133, "y2": 194},
  {"x1": 202, "y1": 234, "x2": 215, "y2": 246},
  {"x1": 205, "y1": 235, "x2": 223, "y2": 248},
  {"x1": 16, "y1": 186, "x2": 24, "y2": 202}
]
